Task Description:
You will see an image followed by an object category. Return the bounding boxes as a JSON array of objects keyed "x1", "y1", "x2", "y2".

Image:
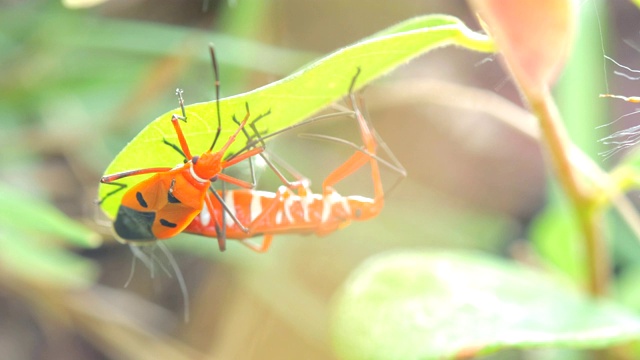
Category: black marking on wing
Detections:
[
  {"x1": 167, "y1": 190, "x2": 181, "y2": 204},
  {"x1": 160, "y1": 219, "x2": 178, "y2": 228},
  {"x1": 136, "y1": 191, "x2": 148, "y2": 208}
]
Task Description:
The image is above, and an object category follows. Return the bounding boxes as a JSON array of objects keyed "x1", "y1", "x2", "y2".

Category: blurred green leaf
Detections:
[
  {"x1": 616, "y1": 263, "x2": 640, "y2": 313},
  {"x1": 98, "y1": 14, "x2": 495, "y2": 218},
  {"x1": 331, "y1": 251, "x2": 640, "y2": 360},
  {"x1": 0, "y1": 183, "x2": 101, "y2": 248},
  {"x1": 614, "y1": 147, "x2": 640, "y2": 176},
  {"x1": 529, "y1": 184, "x2": 587, "y2": 284},
  {"x1": 0, "y1": 3, "x2": 317, "y2": 77},
  {"x1": 0, "y1": 226, "x2": 98, "y2": 289},
  {"x1": 0, "y1": 182, "x2": 100, "y2": 288}
]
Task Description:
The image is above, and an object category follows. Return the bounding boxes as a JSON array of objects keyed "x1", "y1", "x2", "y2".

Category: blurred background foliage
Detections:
[{"x1": 2, "y1": 0, "x2": 640, "y2": 359}]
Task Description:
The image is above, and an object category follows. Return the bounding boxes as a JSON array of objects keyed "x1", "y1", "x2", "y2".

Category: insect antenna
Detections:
[
  {"x1": 208, "y1": 44, "x2": 223, "y2": 152},
  {"x1": 156, "y1": 242, "x2": 190, "y2": 322},
  {"x1": 126, "y1": 244, "x2": 190, "y2": 321},
  {"x1": 128, "y1": 244, "x2": 172, "y2": 279}
]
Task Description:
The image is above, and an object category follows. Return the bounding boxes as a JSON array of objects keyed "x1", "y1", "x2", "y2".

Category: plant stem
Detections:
[{"x1": 530, "y1": 87, "x2": 609, "y2": 296}]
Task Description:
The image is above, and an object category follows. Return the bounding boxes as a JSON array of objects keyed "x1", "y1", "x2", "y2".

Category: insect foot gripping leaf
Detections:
[
  {"x1": 99, "y1": 45, "x2": 265, "y2": 245},
  {"x1": 183, "y1": 67, "x2": 406, "y2": 253}
]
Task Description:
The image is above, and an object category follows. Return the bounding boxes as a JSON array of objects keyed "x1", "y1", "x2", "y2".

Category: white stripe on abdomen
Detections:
[
  {"x1": 224, "y1": 191, "x2": 235, "y2": 225},
  {"x1": 250, "y1": 192, "x2": 262, "y2": 222}
]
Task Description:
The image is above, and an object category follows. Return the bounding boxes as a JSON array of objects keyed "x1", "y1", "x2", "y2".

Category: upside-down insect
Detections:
[
  {"x1": 99, "y1": 45, "x2": 265, "y2": 245},
  {"x1": 184, "y1": 68, "x2": 406, "y2": 252}
]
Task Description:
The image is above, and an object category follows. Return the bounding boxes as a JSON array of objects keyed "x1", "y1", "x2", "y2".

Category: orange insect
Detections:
[
  {"x1": 184, "y1": 68, "x2": 406, "y2": 252},
  {"x1": 100, "y1": 46, "x2": 264, "y2": 244}
]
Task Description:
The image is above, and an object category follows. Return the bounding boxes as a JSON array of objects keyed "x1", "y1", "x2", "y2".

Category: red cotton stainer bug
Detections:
[
  {"x1": 99, "y1": 45, "x2": 265, "y2": 245},
  {"x1": 184, "y1": 67, "x2": 406, "y2": 252}
]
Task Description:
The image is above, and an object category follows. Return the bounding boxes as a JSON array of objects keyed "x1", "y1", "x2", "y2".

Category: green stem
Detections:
[{"x1": 530, "y1": 87, "x2": 608, "y2": 296}]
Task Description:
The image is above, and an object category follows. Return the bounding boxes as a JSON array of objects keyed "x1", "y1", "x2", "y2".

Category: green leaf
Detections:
[
  {"x1": 529, "y1": 185, "x2": 587, "y2": 284},
  {"x1": 98, "y1": 14, "x2": 494, "y2": 218},
  {"x1": 0, "y1": 183, "x2": 101, "y2": 248},
  {"x1": 0, "y1": 183, "x2": 100, "y2": 289},
  {"x1": 330, "y1": 251, "x2": 640, "y2": 360},
  {"x1": 0, "y1": 227, "x2": 98, "y2": 289},
  {"x1": 616, "y1": 263, "x2": 640, "y2": 313}
]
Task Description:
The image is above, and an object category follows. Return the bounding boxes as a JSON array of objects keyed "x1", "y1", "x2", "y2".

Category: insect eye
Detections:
[
  {"x1": 192, "y1": 156, "x2": 199, "y2": 164},
  {"x1": 210, "y1": 175, "x2": 218, "y2": 182}
]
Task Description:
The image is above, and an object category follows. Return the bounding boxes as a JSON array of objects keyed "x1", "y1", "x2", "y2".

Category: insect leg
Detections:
[
  {"x1": 239, "y1": 234, "x2": 273, "y2": 253},
  {"x1": 170, "y1": 89, "x2": 193, "y2": 159},
  {"x1": 97, "y1": 181, "x2": 128, "y2": 205},
  {"x1": 208, "y1": 44, "x2": 223, "y2": 151},
  {"x1": 209, "y1": 185, "x2": 250, "y2": 233}
]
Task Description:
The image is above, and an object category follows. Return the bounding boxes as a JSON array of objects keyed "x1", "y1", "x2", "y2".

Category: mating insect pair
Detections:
[
  {"x1": 99, "y1": 46, "x2": 404, "y2": 252},
  {"x1": 184, "y1": 67, "x2": 406, "y2": 252}
]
